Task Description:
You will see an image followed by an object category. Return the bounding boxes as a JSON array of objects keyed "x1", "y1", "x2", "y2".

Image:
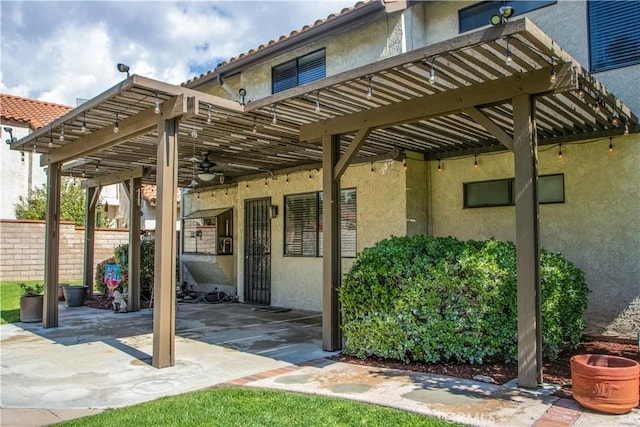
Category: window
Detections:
[
  {"x1": 463, "y1": 174, "x2": 564, "y2": 208},
  {"x1": 459, "y1": 1, "x2": 556, "y2": 33},
  {"x1": 285, "y1": 188, "x2": 357, "y2": 257},
  {"x1": 272, "y1": 49, "x2": 326, "y2": 93},
  {"x1": 588, "y1": 0, "x2": 640, "y2": 72},
  {"x1": 182, "y1": 208, "x2": 233, "y2": 255}
]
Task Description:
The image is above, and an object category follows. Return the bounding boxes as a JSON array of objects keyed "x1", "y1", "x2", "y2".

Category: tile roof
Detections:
[
  {"x1": 1, "y1": 93, "x2": 72, "y2": 130},
  {"x1": 183, "y1": 1, "x2": 372, "y2": 86}
]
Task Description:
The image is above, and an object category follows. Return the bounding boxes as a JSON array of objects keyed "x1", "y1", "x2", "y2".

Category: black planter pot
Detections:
[
  {"x1": 20, "y1": 295, "x2": 43, "y2": 322},
  {"x1": 63, "y1": 286, "x2": 88, "y2": 307}
]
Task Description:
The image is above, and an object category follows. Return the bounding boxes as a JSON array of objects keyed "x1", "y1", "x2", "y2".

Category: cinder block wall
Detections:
[{"x1": 0, "y1": 219, "x2": 129, "y2": 282}]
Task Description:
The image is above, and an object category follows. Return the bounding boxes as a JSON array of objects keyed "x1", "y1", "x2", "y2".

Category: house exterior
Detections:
[
  {"x1": 179, "y1": 0, "x2": 639, "y2": 339},
  {"x1": 0, "y1": 94, "x2": 71, "y2": 219}
]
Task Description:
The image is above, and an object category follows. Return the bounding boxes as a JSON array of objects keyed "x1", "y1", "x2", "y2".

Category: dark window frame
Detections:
[
  {"x1": 463, "y1": 174, "x2": 565, "y2": 208},
  {"x1": 272, "y1": 48, "x2": 326, "y2": 94},
  {"x1": 588, "y1": 0, "x2": 640, "y2": 73},
  {"x1": 458, "y1": 1, "x2": 556, "y2": 33},
  {"x1": 284, "y1": 188, "x2": 357, "y2": 258}
]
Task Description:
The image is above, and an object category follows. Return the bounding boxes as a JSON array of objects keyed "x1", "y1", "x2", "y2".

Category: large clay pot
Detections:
[
  {"x1": 20, "y1": 295, "x2": 43, "y2": 322},
  {"x1": 63, "y1": 285, "x2": 88, "y2": 307},
  {"x1": 570, "y1": 354, "x2": 639, "y2": 414}
]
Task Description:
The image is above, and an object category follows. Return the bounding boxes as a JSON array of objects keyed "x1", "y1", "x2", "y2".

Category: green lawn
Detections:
[
  {"x1": 0, "y1": 280, "x2": 82, "y2": 324},
  {"x1": 58, "y1": 387, "x2": 458, "y2": 427}
]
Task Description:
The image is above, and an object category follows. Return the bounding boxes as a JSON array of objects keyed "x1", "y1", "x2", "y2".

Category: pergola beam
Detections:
[
  {"x1": 333, "y1": 127, "x2": 371, "y2": 180},
  {"x1": 81, "y1": 166, "x2": 149, "y2": 189},
  {"x1": 41, "y1": 96, "x2": 187, "y2": 166},
  {"x1": 300, "y1": 64, "x2": 575, "y2": 142},
  {"x1": 463, "y1": 107, "x2": 514, "y2": 151}
]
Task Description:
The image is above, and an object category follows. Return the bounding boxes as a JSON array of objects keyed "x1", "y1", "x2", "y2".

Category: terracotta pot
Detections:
[
  {"x1": 570, "y1": 354, "x2": 639, "y2": 414},
  {"x1": 20, "y1": 295, "x2": 43, "y2": 323}
]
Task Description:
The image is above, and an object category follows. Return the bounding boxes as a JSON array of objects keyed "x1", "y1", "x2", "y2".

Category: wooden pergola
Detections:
[{"x1": 12, "y1": 18, "x2": 637, "y2": 388}]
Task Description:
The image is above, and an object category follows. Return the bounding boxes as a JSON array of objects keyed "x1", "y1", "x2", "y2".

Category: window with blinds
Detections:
[
  {"x1": 284, "y1": 188, "x2": 357, "y2": 257},
  {"x1": 588, "y1": 0, "x2": 640, "y2": 72},
  {"x1": 272, "y1": 49, "x2": 326, "y2": 94},
  {"x1": 458, "y1": 1, "x2": 555, "y2": 33}
]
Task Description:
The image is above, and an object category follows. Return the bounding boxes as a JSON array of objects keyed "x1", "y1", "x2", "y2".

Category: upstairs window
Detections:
[
  {"x1": 459, "y1": 1, "x2": 556, "y2": 33},
  {"x1": 272, "y1": 49, "x2": 326, "y2": 93},
  {"x1": 588, "y1": 0, "x2": 640, "y2": 72},
  {"x1": 284, "y1": 188, "x2": 357, "y2": 257}
]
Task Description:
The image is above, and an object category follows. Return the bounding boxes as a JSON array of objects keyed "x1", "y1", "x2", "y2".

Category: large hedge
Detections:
[{"x1": 339, "y1": 235, "x2": 589, "y2": 364}]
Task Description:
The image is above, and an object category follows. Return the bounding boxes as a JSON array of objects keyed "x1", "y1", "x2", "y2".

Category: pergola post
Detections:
[
  {"x1": 513, "y1": 93, "x2": 543, "y2": 388},
  {"x1": 83, "y1": 186, "x2": 99, "y2": 297},
  {"x1": 43, "y1": 162, "x2": 62, "y2": 328},
  {"x1": 322, "y1": 134, "x2": 342, "y2": 351},
  {"x1": 127, "y1": 177, "x2": 142, "y2": 312},
  {"x1": 152, "y1": 118, "x2": 178, "y2": 368}
]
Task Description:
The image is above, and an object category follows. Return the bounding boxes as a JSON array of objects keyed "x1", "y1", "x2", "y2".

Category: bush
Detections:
[{"x1": 339, "y1": 235, "x2": 589, "y2": 364}]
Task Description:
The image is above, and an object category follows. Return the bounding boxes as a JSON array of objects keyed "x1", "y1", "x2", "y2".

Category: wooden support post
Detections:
[
  {"x1": 152, "y1": 118, "x2": 178, "y2": 368},
  {"x1": 128, "y1": 177, "x2": 142, "y2": 312},
  {"x1": 43, "y1": 162, "x2": 61, "y2": 328},
  {"x1": 83, "y1": 186, "x2": 99, "y2": 298},
  {"x1": 513, "y1": 94, "x2": 542, "y2": 388},
  {"x1": 322, "y1": 134, "x2": 342, "y2": 351}
]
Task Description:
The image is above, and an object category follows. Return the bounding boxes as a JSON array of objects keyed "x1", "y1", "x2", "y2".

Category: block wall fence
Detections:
[{"x1": 0, "y1": 219, "x2": 129, "y2": 282}]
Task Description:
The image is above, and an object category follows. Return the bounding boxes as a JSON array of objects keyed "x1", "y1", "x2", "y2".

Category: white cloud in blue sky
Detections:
[{"x1": 0, "y1": 0, "x2": 356, "y2": 107}]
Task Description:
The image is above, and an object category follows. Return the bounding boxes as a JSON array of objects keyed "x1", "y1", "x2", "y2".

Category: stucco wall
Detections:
[
  {"x1": 0, "y1": 219, "x2": 129, "y2": 282},
  {"x1": 428, "y1": 134, "x2": 640, "y2": 337},
  {"x1": 182, "y1": 160, "x2": 407, "y2": 311},
  {"x1": 0, "y1": 124, "x2": 47, "y2": 220}
]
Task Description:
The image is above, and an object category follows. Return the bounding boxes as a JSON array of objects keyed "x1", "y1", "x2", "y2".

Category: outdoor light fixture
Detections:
[
  {"x1": 207, "y1": 105, "x2": 212, "y2": 124},
  {"x1": 609, "y1": 138, "x2": 614, "y2": 152},
  {"x1": 437, "y1": 159, "x2": 442, "y2": 172},
  {"x1": 154, "y1": 93, "x2": 161, "y2": 114},
  {"x1": 577, "y1": 84, "x2": 585, "y2": 99},
  {"x1": 370, "y1": 162, "x2": 375, "y2": 174},
  {"x1": 190, "y1": 116, "x2": 198, "y2": 139},
  {"x1": 96, "y1": 162, "x2": 100, "y2": 172},
  {"x1": 286, "y1": 174, "x2": 289, "y2": 184},
  {"x1": 624, "y1": 122, "x2": 629, "y2": 135},
  {"x1": 549, "y1": 60, "x2": 557, "y2": 83},
  {"x1": 49, "y1": 130, "x2": 53, "y2": 148},
  {"x1": 3, "y1": 127, "x2": 16, "y2": 145},
  {"x1": 116, "y1": 63, "x2": 130, "y2": 78},
  {"x1": 505, "y1": 37, "x2": 513, "y2": 67},
  {"x1": 113, "y1": 113, "x2": 119, "y2": 133},
  {"x1": 490, "y1": 5, "x2": 515, "y2": 25},
  {"x1": 33, "y1": 143, "x2": 37, "y2": 153},
  {"x1": 309, "y1": 169, "x2": 313, "y2": 180},
  {"x1": 59, "y1": 124, "x2": 65, "y2": 141},
  {"x1": 594, "y1": 98, "x2": 602, "y2": 114},
  {"x1": 252, "y1": 117, "x2": 257, "y2": 134},
  {"x1": 403, "y1": 157, "x2": 407, "y2": 171},
  {"x1": 270, "y1": 205, "x2": 279, "y2": 218},
  {"x1": 558, "y1": 144, "x2": 563, "y2": 158},
  {"x1": 315, "y1": 91, "x2": 321, "y2": 113},
  {"x1": 264, "y1": 178, "x2": 268, "y2": 188},
  {"x1": 427, "y1": 59, "x2": 436, "y2": 84},
  {"x1": 365, "y1": 75, "x2": 373, "y2": 99},
  {"x1": 81, "y1": 113, "x2": 87, "y2": 134},
  {"x1": 238, "y1": 88, "x2": 247, "y2": 105},
  {"x1": 612, "y1": 115, "x2": 620, "y2": 127},
  {"x1": 271, "y1": 104, "x2": 278, "y2": 125},
  {"x1": 474, "y1": 155, "x2": 479, "y2": 168},
  {"x1": 197, "y1": 172, "x2": 215, "y2": 182}
]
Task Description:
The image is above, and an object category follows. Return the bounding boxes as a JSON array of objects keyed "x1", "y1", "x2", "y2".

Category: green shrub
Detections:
[{"x1": 340, "y1": 235, "x2": 589, "y2": 364}]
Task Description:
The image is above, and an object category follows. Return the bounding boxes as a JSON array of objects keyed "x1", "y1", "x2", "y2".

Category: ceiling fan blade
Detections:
[{"x1": 189, "y1": 157, "x2": 201, "y2": 163}]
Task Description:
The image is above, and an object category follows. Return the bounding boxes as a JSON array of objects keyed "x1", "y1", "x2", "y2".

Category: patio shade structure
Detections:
[{"x1": 11, "y1": 18, "x2": 637, "y2": 386}]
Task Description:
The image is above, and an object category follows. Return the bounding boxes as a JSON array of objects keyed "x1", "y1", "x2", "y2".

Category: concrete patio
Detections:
[{"x1": 1, "y1": 301, "x2": 638, "y2": 426}]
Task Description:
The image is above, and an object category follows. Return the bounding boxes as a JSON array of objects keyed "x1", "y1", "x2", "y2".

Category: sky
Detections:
[{"x1": 0, "y1": 0, "x2": 356, "y2": 107}]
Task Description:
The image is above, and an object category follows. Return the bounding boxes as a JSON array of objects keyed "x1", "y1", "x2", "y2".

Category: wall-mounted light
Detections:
[
  {"x1": 113, "y1": 113, "x2": 119, "y2": 133},
  {"x1": 271, "y1": 205, "x2": 279, "y2": 218},
  {"x1": 3, "y1": 127, "x2": 17, "y2": 145},
  {"x1": 154, "y1": 93, "x2": 161, "y2": 114},
  {"x1": 490, "y1": 5, "x2": 515, "y2": 25},
  {"x1": 116, "y1": 63, "x2": 130, "y2": 78},
  {"x1": 238, "y1": 88, "x2": 247, "y2": 105}
]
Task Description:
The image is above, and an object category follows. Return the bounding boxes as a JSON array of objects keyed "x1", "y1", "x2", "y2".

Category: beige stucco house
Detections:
[{"x1": 10, "y1": 0, "x2": 638, "y2": 386}]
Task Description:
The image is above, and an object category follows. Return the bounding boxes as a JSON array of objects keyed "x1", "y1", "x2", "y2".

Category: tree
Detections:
[{"x1": 14, "y1": 177, "x2": 110, "y2": 227}]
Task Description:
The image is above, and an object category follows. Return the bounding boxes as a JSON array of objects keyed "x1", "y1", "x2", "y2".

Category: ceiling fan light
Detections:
[{"x1": 197, "y1": 172, "x2": 215, "y2": 182}]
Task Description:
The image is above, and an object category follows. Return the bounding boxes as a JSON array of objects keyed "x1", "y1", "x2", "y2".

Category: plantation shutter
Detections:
[
  {"x1": 284, "y1": 192, "x2": 318, "y2": 256},
  {"x1": 589, "y1": 0, "x2": 640, "y2": 72},
  {"x1": 298, "y1": 49, "x2": 326, "y2": 85}
]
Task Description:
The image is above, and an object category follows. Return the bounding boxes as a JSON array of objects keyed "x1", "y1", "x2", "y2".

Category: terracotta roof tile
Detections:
[
  {"x1": 0, "y1": 93, "x2": 72, "y2": 130},
  {"x1": 183, "y1": 1, "x2": 371, "y2": 86}
]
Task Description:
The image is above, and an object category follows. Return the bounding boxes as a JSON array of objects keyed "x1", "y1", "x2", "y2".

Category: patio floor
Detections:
[{"x1": 1, "y1": 301, "x2": 638, "y2": 426}]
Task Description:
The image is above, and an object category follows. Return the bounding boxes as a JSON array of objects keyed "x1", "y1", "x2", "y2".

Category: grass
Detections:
[
  {"x1": 58, "y1": 387, "x2": 458, "y2": 427},
  {"x1": 0, "y1": 280, "x2": 82, "y2": 324}
]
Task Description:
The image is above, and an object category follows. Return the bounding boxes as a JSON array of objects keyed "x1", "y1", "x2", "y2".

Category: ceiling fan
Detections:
[{"x1": 192, "y1": 151, "x2": 224, "y2": 182}]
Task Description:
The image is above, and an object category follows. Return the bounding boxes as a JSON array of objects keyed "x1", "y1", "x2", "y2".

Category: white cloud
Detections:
[{"x1": 0, "y1": 0, "x2": 355, "y2": 107}]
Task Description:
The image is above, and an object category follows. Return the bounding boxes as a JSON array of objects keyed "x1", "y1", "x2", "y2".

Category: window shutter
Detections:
[
  {"x1": 589, "y1": 0, "x2": 640, "y2": 72},
  {"x1": 298, "y1": 49, "x2": 326, "y2": 85},
  {"x1": 284, "y1": 192, "x2": 318, "y2": 256}
]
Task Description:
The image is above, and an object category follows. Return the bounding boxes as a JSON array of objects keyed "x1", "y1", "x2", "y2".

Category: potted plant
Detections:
[{"x1": 19, "y1": 282, "x2": 44, "y2": 323}]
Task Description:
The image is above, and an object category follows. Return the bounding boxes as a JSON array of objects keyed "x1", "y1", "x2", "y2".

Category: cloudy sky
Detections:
[{"x1": 1, "y1": 0, "x2": 356, "y2": 107}]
